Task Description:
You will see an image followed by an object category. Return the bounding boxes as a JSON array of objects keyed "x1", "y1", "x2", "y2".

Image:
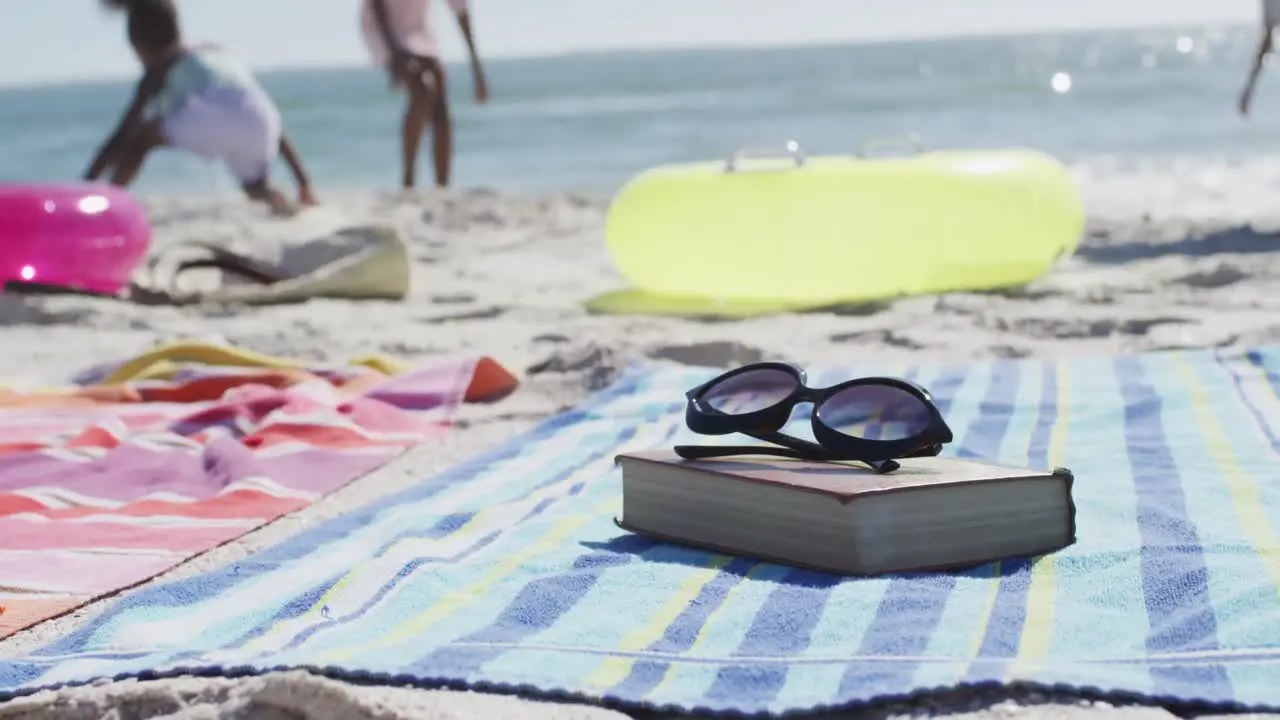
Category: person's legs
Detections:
[
  {"x1": 166, "y1": 86, "x2": 290, "y2": 214},
  {"x1": 426, "y1": 58, "x2": 452, "y2": 189},
  {"x1": 223, "y1": 90, "x2": 290, "y2": 215},
  {"x1": 399, "y1": 56, "x2": 438, "y2": 190},
  {"x1": 107, "y1": 120, "x2": 167, "y2": 187},
  {"x1": 241, "y1": 177, "x2": 293, "y2": 216}
]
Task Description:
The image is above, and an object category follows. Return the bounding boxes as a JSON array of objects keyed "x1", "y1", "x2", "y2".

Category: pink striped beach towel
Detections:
[{"x1": 0, "y1": 353, "x2": 517, "y2": 639}]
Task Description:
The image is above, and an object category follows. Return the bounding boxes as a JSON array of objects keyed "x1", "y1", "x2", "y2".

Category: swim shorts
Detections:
[
  {"x1": 162, "y1": 85, "x2": 281, "y2": 185},
  {"x1": 359, "y1": 0, "x2": 468, "y2": 68}
]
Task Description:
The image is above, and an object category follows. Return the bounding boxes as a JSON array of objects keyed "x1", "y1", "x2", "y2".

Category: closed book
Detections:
[{"x1": 615, "y1": 450, "x2": 1076, "y2": 576}]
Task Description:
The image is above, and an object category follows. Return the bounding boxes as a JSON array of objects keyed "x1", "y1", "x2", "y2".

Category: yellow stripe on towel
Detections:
[
  {"x1": 1009, "y1": 361, "x2": 1069, "y2": 679},
  {"x1": 318, "y1": 495, "x2": 619, "y2": 664},
  {"x1": 583, "y1": 555, "x2": 736, "y2": 692},
  {"x1": 104, "y1": 340, "x2": 306, "y2": 383},
  {"x1": 101, "y1": 340, "x2": 412, "y2": 385},
  {"x1": 1175, "y1": 355, "x2": 1280, "y2": 596}
]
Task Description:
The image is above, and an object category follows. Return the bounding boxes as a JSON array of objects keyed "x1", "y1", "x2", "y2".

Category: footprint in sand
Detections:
[
  {"x1": 429, "y1": 292, "x2": 477, "y2": 305},
  {"x1": 1175, "y1": 264, "x2": 1250, "y2": 289},
  {"x1": 829, "y1": 329, "x2": 925, "y2": 349},
  {"x1": 417, "y1": 307, "x2": 507, "y2": 325},
  {"x1": 646, "y1": 341, "x2": 767, "y2": 368},
  {"x1": 992, "y1": 316, "x2": 1190, "y2": 339}
]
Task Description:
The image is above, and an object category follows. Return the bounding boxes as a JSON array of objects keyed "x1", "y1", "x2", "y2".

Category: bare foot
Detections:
[
  {"x1": 242, "y1": 180, "x2": 296, "y2": 217},
  {"x1": 298, "y1": 186, "x2": 319, "y2": 208},
  {"x1": 254, "y1": 187, "x2": 295, "y2": 217}
]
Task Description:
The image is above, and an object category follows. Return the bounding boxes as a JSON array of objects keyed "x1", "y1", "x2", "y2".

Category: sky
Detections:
[{"x1": 0, "y1": 0, "x2": 1265, "y2": 87}]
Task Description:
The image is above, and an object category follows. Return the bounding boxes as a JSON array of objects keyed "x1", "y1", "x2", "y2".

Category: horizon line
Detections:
[{"x1": 0, "y1": 18, "x2": 1251, "y2": 91}]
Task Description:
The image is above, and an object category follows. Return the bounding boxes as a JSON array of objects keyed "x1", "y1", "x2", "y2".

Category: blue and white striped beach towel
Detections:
[{"x1": 4, "y1": 346, "x2": 1280, "y2": 716}]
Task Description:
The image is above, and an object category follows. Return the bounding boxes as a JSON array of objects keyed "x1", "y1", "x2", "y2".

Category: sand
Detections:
[{"x1": 2, "y1": 182, "x2": 1279, "y2": 719}]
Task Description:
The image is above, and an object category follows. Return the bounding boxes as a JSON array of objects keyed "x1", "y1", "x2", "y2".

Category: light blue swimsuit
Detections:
[
  {"x1": 148, "y1": 46, "x2": 281, "y2": 183},
  {"x1": 148, "y1": 46, "x2": 261, "y2": 118}
]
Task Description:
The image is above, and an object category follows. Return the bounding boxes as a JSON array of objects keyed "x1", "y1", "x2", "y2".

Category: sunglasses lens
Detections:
[
  {"x1": 817, "y1": 384, "x2": 931, "y2": 441},
  {"x1": 700, "y1": 368, "x2": 798, "y2": 415}
]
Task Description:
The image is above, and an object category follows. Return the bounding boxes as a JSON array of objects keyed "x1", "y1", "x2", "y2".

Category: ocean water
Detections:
[{"x1": 3, "y1": 24, "x2": 1280, "y2": 202}]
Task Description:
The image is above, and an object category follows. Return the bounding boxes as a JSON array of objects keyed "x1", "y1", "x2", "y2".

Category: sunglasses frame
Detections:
[{"x1": 675, "y1": 362, "x2": 954, "y2": 473}]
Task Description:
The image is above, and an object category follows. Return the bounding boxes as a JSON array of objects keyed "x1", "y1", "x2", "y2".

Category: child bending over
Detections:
[{"x1": 86, "y1": 0, "x2": 316, "y2": 214}]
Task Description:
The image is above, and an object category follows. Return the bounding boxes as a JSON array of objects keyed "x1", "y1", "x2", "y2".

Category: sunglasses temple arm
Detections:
[
  {"x1": 673, "y1": 444, "x2": 809, "y2": 461},
  {"x1": 747, "y1": 431, "x2": 902, "y2": 473},
  {"x1": 870, "y1": 459, "x2": 900, "y2": 474},
  {"x1": 902, "y1": 444, "x2": 944, "y2": 458},
  {"x1": 674, "y1": 444, "x2": 900, "y2": 473},
  {"x1": 748, "y1": 430, "x2": 826, "y2": 455}
]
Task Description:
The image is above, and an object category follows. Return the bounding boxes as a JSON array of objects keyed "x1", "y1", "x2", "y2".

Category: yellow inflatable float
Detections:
[{"x1": 586, "y1": 138, "x2": 1085, "y2": 318}]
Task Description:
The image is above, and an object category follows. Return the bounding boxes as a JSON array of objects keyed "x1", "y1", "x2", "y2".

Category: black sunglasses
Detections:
[{"x1": 674, "y1": 362, "x2": 954, "y2": 474}]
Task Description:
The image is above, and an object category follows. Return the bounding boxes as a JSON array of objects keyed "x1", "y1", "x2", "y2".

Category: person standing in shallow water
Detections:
[
  {"x1": 88, "y1": 0, "x2": 317, "y2": 214},
  {"x1": 1240, "y1": 0, "x2": 1280, "y2": 116},
  {"x1": 361, "y1": 0, "x2": 489, "y2": 190}
]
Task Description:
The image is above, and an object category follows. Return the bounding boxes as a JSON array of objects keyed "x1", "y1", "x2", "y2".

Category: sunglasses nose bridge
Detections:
[{"x1": 792, "y1": 385, "x2": 821, "y2": 404}]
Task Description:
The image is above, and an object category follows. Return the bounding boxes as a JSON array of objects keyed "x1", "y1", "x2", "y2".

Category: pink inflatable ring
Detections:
[{"x1": 0, "y1": 183, "x2": 152, "y2": 296}]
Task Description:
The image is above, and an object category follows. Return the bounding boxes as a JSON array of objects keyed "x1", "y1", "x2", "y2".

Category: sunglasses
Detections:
[{"x1": 675, "y1": 362, "x2": 954, "y2": 474}]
